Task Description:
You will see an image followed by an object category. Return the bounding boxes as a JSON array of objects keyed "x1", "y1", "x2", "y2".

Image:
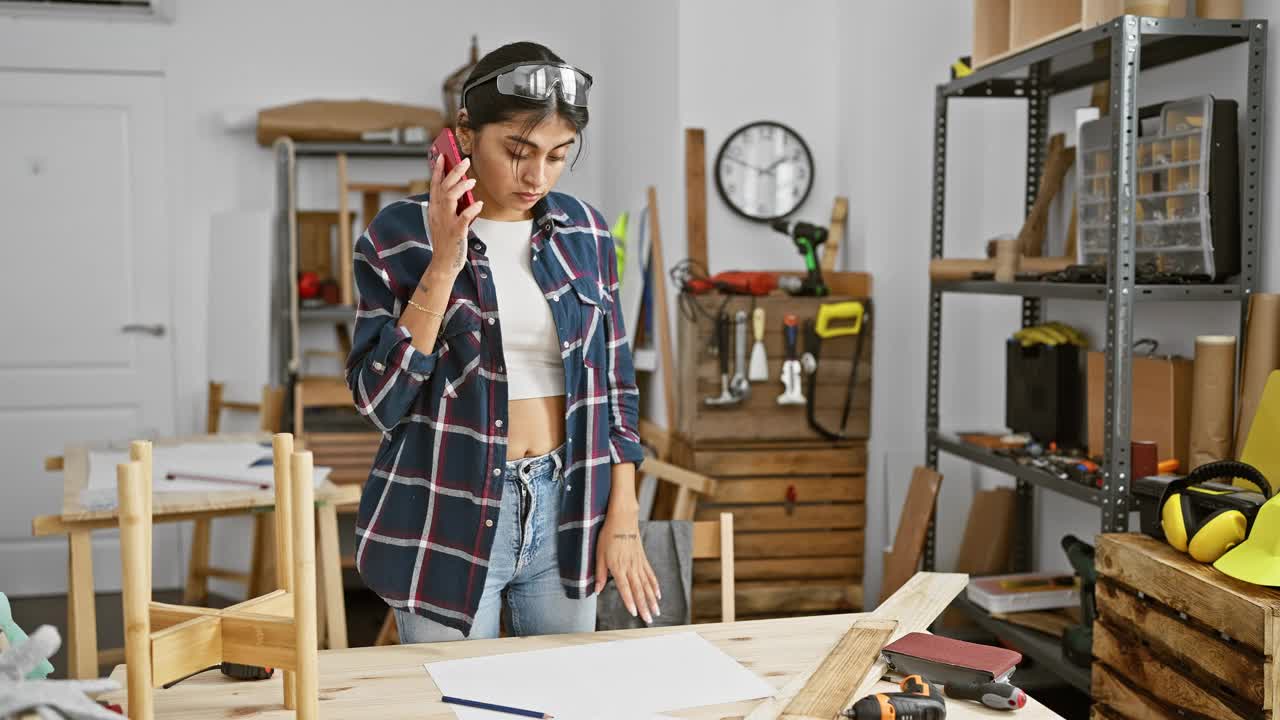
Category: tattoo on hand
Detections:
[
  {"x1": 454, "y1": 241, "x2": 466, "y2": 271},
  {"x1": 613, "y1": 533, "x2": 639, "y2": 541}
]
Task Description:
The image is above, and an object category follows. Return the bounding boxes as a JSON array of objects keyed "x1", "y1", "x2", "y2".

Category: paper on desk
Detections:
[
  {"x1": 424, "y1": 632, "x2": 774, "y2": 720},
  {"x1": 78, "y1": 442, "x2": 331, "y2": 509}
]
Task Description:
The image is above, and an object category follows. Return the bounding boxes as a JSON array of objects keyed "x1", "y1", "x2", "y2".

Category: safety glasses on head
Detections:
[{"x1": 463, "y1": 62, "x2": 593, "y2": 108}]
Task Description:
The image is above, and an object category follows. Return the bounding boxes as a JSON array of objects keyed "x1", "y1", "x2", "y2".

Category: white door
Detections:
[{"x1": 0, "y1": 70, "x2": 180, "y2": 595}]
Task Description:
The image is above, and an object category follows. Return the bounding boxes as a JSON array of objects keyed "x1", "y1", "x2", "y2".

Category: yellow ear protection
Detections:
[{"x1": 1162, "y1": 460, "x2": 1271, "y2": 563}]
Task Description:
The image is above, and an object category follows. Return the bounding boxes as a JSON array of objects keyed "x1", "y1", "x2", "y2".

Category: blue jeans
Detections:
[{"x1": 394, "y1": 445, "x2": 597, "y2": 642}]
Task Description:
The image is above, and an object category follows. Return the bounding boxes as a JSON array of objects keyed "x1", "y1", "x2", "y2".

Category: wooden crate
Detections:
[
  {"x1": 671, "y1": 434, "x2": 866, "y2": 622},
  {"x1": 676, "y1": 278, "x2": 872, "y2": 445},
  {"x1": 1092, "y1": 533, "x2": 1280, "y2": 720},
  {"x1": 973, "y1": 0, "x2": 1122, "y2": 67}
]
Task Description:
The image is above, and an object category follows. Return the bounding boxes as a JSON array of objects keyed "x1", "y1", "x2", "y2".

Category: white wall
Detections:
[{"x1": 0, "y1": 0, "x2": 607, "y2": 438}]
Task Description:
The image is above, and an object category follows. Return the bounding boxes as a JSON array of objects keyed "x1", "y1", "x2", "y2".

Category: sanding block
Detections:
[{"x1": 881, "y1": 632, "x2": 1021, "y2": 686}]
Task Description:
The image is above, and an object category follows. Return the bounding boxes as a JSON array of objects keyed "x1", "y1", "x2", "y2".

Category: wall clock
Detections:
[{"x1": 714, "y1": 120, "x2": 815, "y2": 222}]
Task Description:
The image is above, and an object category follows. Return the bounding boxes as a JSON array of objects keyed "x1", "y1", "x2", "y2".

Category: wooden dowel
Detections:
[
  {"x1": 291, "y1": 450, "x2": 319, "y2": 719},
  {"x1": 117, "y1": 460, "x2": 153, "y2": 720},
  {"x1": 130, "y1": 441, "x2": 153, "y2": 591},
  {"x1": 273, "y1": 433, "x2": 297, "y2": 709},
  {"x1": 720, "y1": 513, "x2": 736, "y2": 623}
]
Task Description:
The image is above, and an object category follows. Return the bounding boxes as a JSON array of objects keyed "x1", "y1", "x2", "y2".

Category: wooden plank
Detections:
[
  {"x1": 337, "y1": 153, "x2": 353, "y2": 306},
  {"x1": 183, "y1": 518, "x2": 212, "y2": 603},
  {"x1": 745, "y1": 572, "x2": 969, "y2": 720},
  {"x1": 221, "y1": 612, "x2": 299, "y2": 670},
  {"x1": 990, "y1": 608, "x2": 1078, "y2": 639},
  {"x1": 696, "y1": 503, "x2": 864, "y2": 531},
  {"x1": 643, "y1": 457, "x2": 717, "y2": 496},
  {"x1": 694, "y1": 556, "x2": 862, "y2": 583},
  {"x1": 317, "y1": 501, "x2": 349, "y2": 649},
  {"x1": 880, "y1": 467, "x2": 943, "y2": 603},
  {"x1": 694, "y1": 580, "x2": 862, "y2": 620},
  {"x1": 347, "y1": 182, "x2": 409, "y2": 194},
  {"x1": 1009, "y1": 0, "x2": 1081, "y2": 50},
  {"x1": 734, "y1": 530, "x2": 864, "y2": 560},
  {"x1": 227, "y1": 588, "x2": 294, "y2": 617},
  {"x1": 973, "y1": 0, "x2": 1012, "y2": 66},
  {"x1": 1096, "y1": 533, "x2": 1280, "y2": 653},
  {"x1": 712, "y1": 476, "x2": 865, "y2": 504},
  {"x1": 647, "y1": 186, "x2": 679, "y2": 431},
  {"x1": 685, "y1": 128, "x2": 707, "y2": 272},
  {"x1": 1096, "y1": 578, "x2": 1262, "y2": 708},
  {"x1": 693, "y1": 446, "x2": 867, "y2": 477},
  {"x1": 1094, "y1": 657, "x2": 1210, "y2": 720},
  {"x1": 66, "y1": 529, "x2": 98, "y2": 680},
  {"x1": 151, "y1": 616, "x2": 222, "y2": 688},
  {"x1": 819, "y1": 197, "x2": 848, "y2": 274},
  {"x1": 781, "y1": 619, "x2": 897, "y2": 720},
  {"x1": 1093, "y1": 620, "x2": 1250, "y2": 720},
  {"x1": 148, "y1": 602, "x2": 219, "y2": 632}
]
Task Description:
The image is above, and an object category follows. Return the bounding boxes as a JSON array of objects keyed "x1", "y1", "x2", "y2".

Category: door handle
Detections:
[{"x1": 120, "y1": 323, "x2": 166, "y2": 337}]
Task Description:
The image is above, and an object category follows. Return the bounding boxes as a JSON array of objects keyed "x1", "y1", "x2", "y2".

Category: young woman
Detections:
[{"x1": 346, "y1": 41, "x2": 660, "y2": 643}]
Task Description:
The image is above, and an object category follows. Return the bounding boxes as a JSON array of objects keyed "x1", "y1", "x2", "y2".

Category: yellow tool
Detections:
[{"x1": 814, "y1": 301, "x2": 865, "y2": 338}]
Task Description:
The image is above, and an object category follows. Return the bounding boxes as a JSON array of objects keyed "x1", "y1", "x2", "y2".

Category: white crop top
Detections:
[{"x1": 470, "y1": 217, "x2": 566, "y2": 400}]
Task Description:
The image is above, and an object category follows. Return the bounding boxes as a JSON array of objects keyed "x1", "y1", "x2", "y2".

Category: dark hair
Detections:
[{"x1": 461, "y1": 41, "x2": 589, "y2": 170}]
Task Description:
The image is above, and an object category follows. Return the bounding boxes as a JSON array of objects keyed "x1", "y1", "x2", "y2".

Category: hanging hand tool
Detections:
[
  {"x1": 800, "y1": 301, "x2": 869, "y2": 440},
  {"x1": 748, "y1": 307, "x2": 769, "y2": 382},
  {"x1": 844, "y1": 674, "x2": 947, "y2": 719},
  {"x1": 777, "y1": 314, "x2": 805, "y2": 405},
  {"x1": 705, "y1": 312, "x2": 740, "y2": 407},
  {"x1": 771, "y1": 219, "x2": 830, "y2": 296},
  {"x1": 944, "y1": 681, "x2": 1027, "y2": 711},
  {"x1": 730, "y1": 310, "x2": 751, "y2": 399}
]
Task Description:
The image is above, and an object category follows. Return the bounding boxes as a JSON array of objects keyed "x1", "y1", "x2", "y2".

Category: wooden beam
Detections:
[
  {"x1": 646, "y1": 186, "x2": 679, "y2": 431},
  {"x1": 820, "y1": 196, "x2": 848, "y2": 273},
  {"x1": 148, "y1": 602, "x2": 219, "y2": 632},
  {"x1": 780, "y1": 619, "x2": 897, "y2": 720},
  {"x1": 150, "y1": 616, "x2": 223, "y2": 688},
  {"x1": 220, "y1": 612, "x2": 299, "y2": 670},
  {"x1": 118, "y1": 460, "x2": 154, "y2": 720},
  {"x1": 637, "y1": 418, "x2": 671, "y2": 459},
  {"x1": 744, "y1": 572, "x2": 967, "y2": 719},
  {"x1": 227, "y1": 588, "x2": 293, "y2": 618},
  {"x1": 685, "y1": 129, "x2": 708, "y2": 271},
  {"x1": 880, "y1": 467, "x2": 943, "y2": 603},
  {"x1": 643, "y1": 457, "x2": 716, "y2": 496}
]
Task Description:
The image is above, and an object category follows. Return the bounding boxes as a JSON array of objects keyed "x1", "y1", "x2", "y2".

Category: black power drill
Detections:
[
  {"x1": 845, "y1": 675, "x2": 947, "y2": 719},
  {"x1": 771, "y1": 219, "x2": 829, "y2": 296}
]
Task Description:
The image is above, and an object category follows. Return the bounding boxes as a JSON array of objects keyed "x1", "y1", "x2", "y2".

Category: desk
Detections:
[
  {"x1": 103, "y1": 613, "x2": 1063, "y2": 719},
  {"x1": 30, "y1": 433, "x2": 361, "y2": 679}
]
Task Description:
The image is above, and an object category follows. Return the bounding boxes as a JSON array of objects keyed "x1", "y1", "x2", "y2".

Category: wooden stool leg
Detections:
[
  {"x1": 66, "y1": 530, "x2": 99, "y2": 679},
  {"x1": 248, "y1": 513, "x2": 276, "y2": 599},
  {"x1": 375, "y1": 609, "x2": 399, "y2": 646},
  {"x1": 272, "y1": 434, "x2": 297, "y2": 710},
  {"x1": 183, "y1": 519, "x2": 212, "y2": 604},
  {"x1": 118, "y1": 460, "x2": 153, "y2": 720},
  {"x1": 316, "y1": 502, "x2": 347, "y2": 649},
  {"x1": 291, "y1": 450, "x2": 319, "y2": 720}
]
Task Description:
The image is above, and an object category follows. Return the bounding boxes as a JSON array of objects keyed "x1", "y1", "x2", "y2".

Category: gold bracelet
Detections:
[{"x1": 406, "y1": 298, "x2": 444, "y2": 320}]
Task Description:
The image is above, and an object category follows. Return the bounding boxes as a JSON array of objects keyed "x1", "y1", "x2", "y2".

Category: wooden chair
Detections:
[
  {"x1": 186, "y1": 381, "x2": 287, "y2": 604},
  {"x1": 693, "y1": 513, "x2": 736, "y2": 623},
  {"x1": 117, "y1": 434, "x2": 318, "y2": 720}
]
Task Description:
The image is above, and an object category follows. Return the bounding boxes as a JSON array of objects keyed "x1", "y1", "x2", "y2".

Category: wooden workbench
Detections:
[
  {"x1": 30, "y1": 433, "x2": 361, "y2": 680},
  {"x1": 102, "y1": 573, "x2": 1063, "y2": 719}
]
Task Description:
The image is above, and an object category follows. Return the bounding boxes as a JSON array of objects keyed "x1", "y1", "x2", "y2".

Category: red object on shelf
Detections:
[
  {"x1": 298, "y1": 271, "x2": 321, "y2": 299},
  {"x1": 684, "y1": 271, "x2": 778, "y2": 296}
]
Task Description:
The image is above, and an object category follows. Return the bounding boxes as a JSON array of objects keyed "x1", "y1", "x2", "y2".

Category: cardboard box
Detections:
[{"x1": 1087, "y1": 351, "x2": 1192, "y2": 467}]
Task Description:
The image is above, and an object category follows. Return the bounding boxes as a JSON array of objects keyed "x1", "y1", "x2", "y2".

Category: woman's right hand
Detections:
[{"x1": 425, "y1": 155, "x2": 484, "y2": 280}]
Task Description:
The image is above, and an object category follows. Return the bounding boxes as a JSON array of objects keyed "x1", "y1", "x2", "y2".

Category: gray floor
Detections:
[{"x1": 9, "y1": 585, "x2": 388, "y2": 679}]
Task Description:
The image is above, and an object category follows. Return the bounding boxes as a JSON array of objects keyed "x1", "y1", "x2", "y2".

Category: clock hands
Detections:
[{"x1": 722, "y1": 155, "x2": 767, "y2": 173}]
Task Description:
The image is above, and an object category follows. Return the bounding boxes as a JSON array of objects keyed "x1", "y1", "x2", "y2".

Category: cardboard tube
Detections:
[
  {"x1": 1237, "y1": 294, "x2": 1280, "y2": 453},
  {"x1": 1189, "y1": 335, "x2": 1236, "y2": 469}
]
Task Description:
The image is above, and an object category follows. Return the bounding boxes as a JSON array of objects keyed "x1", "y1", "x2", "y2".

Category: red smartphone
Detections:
[{"x1": 427, "y1": 128, "x2": 476, "y2": 215}]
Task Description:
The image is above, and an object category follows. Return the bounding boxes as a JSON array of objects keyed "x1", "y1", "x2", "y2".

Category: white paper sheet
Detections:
[
  {"x1": 78, "y1": 441, "x2": 331, "y2": 509},
  {"x1": 424, "y1": 632, "x2": 774, "y2": 720}
]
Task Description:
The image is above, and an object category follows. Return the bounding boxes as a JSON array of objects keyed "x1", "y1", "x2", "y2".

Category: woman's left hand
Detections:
[{"x1": 595, "y1": 507, "x2": 661, "y2": 623}]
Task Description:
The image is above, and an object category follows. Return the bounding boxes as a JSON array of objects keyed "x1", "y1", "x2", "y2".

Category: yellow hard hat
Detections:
[{"x1": 1215, "y1": 493, "x2": 1280, "y2": 586}]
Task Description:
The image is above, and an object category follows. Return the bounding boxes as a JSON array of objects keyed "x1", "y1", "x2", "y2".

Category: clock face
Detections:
[{"x1": 714, "y1": 121, "x2": 815, "y2": 222}]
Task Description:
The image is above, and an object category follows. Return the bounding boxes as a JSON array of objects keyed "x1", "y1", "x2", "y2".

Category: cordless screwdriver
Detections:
[{"x1": 843, "y1": 674, "x2": 947, "y2": 719}]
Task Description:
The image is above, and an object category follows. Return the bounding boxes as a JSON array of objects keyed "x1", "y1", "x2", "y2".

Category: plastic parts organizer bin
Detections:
[{"x1": 1076, "y1": 95, "x2": 1240, "y2": 279}]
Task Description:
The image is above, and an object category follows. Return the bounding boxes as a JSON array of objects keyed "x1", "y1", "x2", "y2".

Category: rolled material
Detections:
[
  {"x1": 1237, "y1": 294, "x2": 1280, "y2": 453},
  {"x1": 1132, "y1": 440, "x2": 1159, "y2": 481},
  {"x1": 1189, "y1": 335, "x2": 1237, "y2": 469},
  {"x1": 994, "y1": 238, "x2": 1020, "y2": 282},
  {"x1": 1197, "y1": 0, "x2": 1243, "y2": 19}
]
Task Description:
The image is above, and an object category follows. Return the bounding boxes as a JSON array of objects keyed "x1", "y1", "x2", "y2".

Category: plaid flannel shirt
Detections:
[{"x1": 346, "y1": 191, "x2": 644, "y2": 636}]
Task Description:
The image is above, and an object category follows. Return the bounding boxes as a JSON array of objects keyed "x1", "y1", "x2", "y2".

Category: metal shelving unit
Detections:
[
  {"x1": 270, "y1": 137, "x2": 430, "y2": 403},
  {"x1": 953, "y1": 596, "x2": 1093, "y2": 694},
  {"x1": 925, "y1": 14, "x2": 1266, "y2": 683}
]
